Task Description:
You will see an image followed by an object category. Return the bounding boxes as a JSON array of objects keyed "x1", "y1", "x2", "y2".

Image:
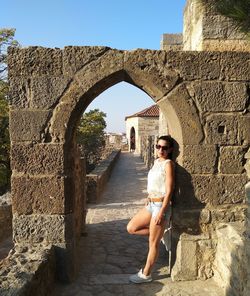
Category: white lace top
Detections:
[{"x1": 147, "y1": 158, "x2": 172, "y2": 195}]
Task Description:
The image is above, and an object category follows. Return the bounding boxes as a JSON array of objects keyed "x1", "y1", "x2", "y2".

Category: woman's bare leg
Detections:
[
  {"x1": 143, "y1": 218, "x2": 167, "y2": 275},
  {"x1": 127, "y1": 207, "x2": 152, "y2": 236}
]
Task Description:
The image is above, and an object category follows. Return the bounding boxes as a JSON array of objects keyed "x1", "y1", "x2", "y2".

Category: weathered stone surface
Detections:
[
  {"x1": 191, "y1": 174, "x2": 248, "y2": 205},
  {"x1": 166, "y1": 51, "x2": 221, "y2": 80},
  {"x1": 34, "y1": 78, "x2": 70, "y2": 110},
  {"x1": 13, "y1": 214, "x2": 74, "y2": 243},
  {"x1": 9, "y1": 110, "x2": 51, "y2": 142},
  {"x1": 202, "y1": 39, "x2": 250, "y2": 52},
  {"x1": 11, "y1": 175, "x2": 74, "y2": 215},
  {"x1": 171, "y1": 234, "x2": 197, "y2": 281},
  {"x1": 8, "y1": 47, "x2": 63, "y2": 78},
  {"x1": 50, "y1": 49, "x2": 125, "y2": 142},
  {"x1": 183, "y1": 0, "x2": 250, "y2": 52},
  {"x1": 175, "y1": 173, "x2": 247, "y2": 206},
  {"x1": 0, "y1": 244, "x2": 55, "y2": 296},
  {"x1": 11, "y1": 143, "x2": 65, "y2": 175},
  {"x1": 209, "y1": 205, "x2": 247, "y2": 226},
  {"x1": 158, "y1": 83, "x2": 204, "y2": 145},
  {"x1": 124, "y1": 49, "x2": 179, "y2": 100},
  {"x1": 0, "y1": 205, "x2": 12, "y2": 243},
  {"x1": 182, "y1": 145, "x2": 217, "y2": 174},
  {"x1": 197, "y1": 239, "x2": 216, "y2": 280},
  {"x1": 205, "y1": 114, "x2": 250, "y2": 146},
  {"x1": 63, "y1": 46, "x2": 110, "y2": 75},
  {"x1": 214, "y1": 222, "x2": 248, "y2": 296},
  {"x1": 219, "y1": 146, "x2": 248, "y2": 174},
  {"x1": 30, "y1": 76, "x2": 72, "y2": 109},
  {"x1": 220, "y1": 52, "x2": 250, "y2": 81},
  {"x1": 189, "y1": 81, "x2": 248, "y2": 112}
]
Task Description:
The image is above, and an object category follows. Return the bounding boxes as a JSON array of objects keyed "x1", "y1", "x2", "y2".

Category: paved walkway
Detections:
[{"x1": 54, "y1": 152, "x2": 223, "y2": 296}]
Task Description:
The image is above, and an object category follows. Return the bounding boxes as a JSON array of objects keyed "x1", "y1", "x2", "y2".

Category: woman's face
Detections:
[{"x1": 156, "y1": 139, "x2": 170, "y2": 159}]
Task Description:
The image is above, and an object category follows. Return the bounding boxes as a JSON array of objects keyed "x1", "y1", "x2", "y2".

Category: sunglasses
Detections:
[{"x1": 155, "y1": 144, "x2": 170, "y2": 151}]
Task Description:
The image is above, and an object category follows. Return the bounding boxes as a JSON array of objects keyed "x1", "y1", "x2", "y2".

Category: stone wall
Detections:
[
  {"x1": 86, "y1": 150, "x2": 121, "y2": 203},
  {"x1": 7, "y1": 46, "x2": 249, "y2": 284},
  {"x1": 183, "y1": 0, "x2": 250, "y2": 51},
  {"x1": 0, "y1": 244, "x2": 55, "y2": 296}
]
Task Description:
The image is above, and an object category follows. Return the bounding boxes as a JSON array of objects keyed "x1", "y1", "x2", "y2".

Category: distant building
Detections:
[{"x1": 125, "y1": 104, "x2": 168, "y2": 154}]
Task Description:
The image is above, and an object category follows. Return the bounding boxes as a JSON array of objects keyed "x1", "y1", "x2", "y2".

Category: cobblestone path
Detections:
[{"x1": 54, "y1": 152, "x2": 223, "y2": 296}]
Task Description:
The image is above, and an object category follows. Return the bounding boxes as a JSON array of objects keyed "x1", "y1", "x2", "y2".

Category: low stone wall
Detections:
[
  {"x1": 86, "y1": 150, "x2": 121, "y2": 203},
  {"x1": 0, "y1": 193, "x2": 12, "y2": 243},
  {"x1": 213, "y1": 222, "x2": 249, "y2": 296},
  {"x1": 0, "y1": 244, "x2": 55, "y2": 296}
]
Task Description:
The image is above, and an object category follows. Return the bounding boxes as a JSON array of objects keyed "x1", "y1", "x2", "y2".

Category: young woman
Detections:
[{"x1": 127, "y1": 135, "x2": 175, "y2": 283}]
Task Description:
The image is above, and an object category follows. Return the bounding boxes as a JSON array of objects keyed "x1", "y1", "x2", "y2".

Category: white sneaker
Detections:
[{"x1": 129, "y1": 269, "x2": 152, "y2": 283}]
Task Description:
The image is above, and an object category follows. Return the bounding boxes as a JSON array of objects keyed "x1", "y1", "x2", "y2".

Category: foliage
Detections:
[
  {"x1": 0, "y1": 28, "x2": 19, "y2": 80},
  {"x1": 77, "y1": 109, "x2": 107, "y2": 173},
  {"x1": 198, "y1": 0, "x2": 250, "y2": 36},
  {"x1": 0, "y1": 28, "x2": 19, "y2": 193}
]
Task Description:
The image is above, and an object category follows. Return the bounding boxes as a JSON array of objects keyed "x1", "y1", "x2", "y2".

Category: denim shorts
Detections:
[{"x1": 145, "y1": 202, "x2": 171, "y2": 221}]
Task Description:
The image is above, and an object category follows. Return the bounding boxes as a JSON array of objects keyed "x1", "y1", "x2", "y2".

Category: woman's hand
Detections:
[{"x1": 154, "y1": 211, "x2": 165, "y2": 225}]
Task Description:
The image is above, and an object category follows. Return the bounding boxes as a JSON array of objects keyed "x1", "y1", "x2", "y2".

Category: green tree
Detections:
[
  {"x1": 77, "y1": 109, "x2": 107, "y2": 173},
  {"x1": 0, "y1": 28, "x2": 19, "y2": 80},
  {"x1": 0, "y1": 29, "x2": 19, "y2": 193},
  {"x1": 199, "y1": 0, "x2": 250, "y2": 36}
]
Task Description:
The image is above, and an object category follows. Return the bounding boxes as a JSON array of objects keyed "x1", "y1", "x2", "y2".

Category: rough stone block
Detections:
[
  {"x1": 11, "y1": 143, "x2": 65, "y2": 175},
  {"x1": 63, "y1": 46, "x2": 110, "y2": 75},
  {"x1": 9, "y1": 110, "x2": 51, "y2": 142},
  {"x1": 171, "y1": 234, "x2": 197, "y2": 281},
  {"x1": 191, "y1": 175, "x2": 248, "y2": 205},
  {"x1": 190, "y1": 81, "x2": 248, "y2": 112},
  {"x1": 182, "y1": 145, "x2": 217, "y2": 174},
  {"x1": 205, "y1": 114, "x2": 250, "y2": 146},
  {"x1": 11, "y1": 175, "x2": 74, "y2": 215},
  {"x1": 30, "y1": 76, "x2": 71, "y2": 109},
  {"x1": 0, "y1": 244, "x2": 56, "y2": 294},
  {"x1": 175, "y1": 172, "x2": 247, "y2": 206},
  {"x1": 203, "y1": 15, "x2": 228, "y2": 39},
  {"x1": 13, "y1": 213, "x2": 74, "y2": 244},
  {"x1": 219, "y1": 146, "x2": 248, "y2": 174},
  {"x1": 7, "y1": 47, "x2": 63, "y2": 78},
  {"x1": 158, "y1": 84, "x2": 204, "y2": 145},
  {"x1": 220, "y1": 52, "x2": 250, "y2": 81},
  {"x1": 9, "y1": 77, "x2": 29, "y2": 108},
  {"x1": 172, "y1": 208, "x2": 203, "y2": 233},
  {"x1": 166, "y1": 51, "x2": 221, "y2": 80},
  {"x1": 124, "y1": 49, "x2": 179, "y2": 100},
  {"x1": 214, "y1": 222, "x2": 247, "y2": 295},
  {"x1": 209, "y1": 205, "x2": 247, "y2": 225}
]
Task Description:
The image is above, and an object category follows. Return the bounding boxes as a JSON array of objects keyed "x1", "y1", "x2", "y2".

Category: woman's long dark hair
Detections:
[{"x1": 158, "y1": 135, "x2": 174, "y2": 160}]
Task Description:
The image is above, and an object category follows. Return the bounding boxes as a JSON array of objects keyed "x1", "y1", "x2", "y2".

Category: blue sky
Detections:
[{"x1": 2, "y1": 0, "x2": 186, "y2": 133}]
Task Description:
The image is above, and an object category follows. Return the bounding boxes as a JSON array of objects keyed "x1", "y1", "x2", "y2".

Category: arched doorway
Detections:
[
  {"x1": 9, "y1": 47, "x2": 248, "y2": 284},
  {"x1": 40, "y1": 48, "x2": 203, "y2": 281},
  {"x1": 130, "y1": 127, "x2": 136, "y2": 152}
]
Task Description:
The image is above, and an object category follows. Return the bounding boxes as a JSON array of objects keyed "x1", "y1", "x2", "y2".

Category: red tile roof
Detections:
[{"x1": 125, "y1": 104, "x2": 159, "y2": 120}]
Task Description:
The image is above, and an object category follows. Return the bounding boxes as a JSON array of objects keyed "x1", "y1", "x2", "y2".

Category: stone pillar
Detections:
[
  {"x1": 183, "y1": 0, "x2": 250, "y2": 51},
  {"x1": 8, "y1": 47, "x2": 79, "y2": 282}
]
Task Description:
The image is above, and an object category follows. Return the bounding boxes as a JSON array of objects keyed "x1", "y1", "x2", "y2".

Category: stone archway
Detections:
[{"x1": 8, "y1": 47, "x2": 249, "y2": 282}]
